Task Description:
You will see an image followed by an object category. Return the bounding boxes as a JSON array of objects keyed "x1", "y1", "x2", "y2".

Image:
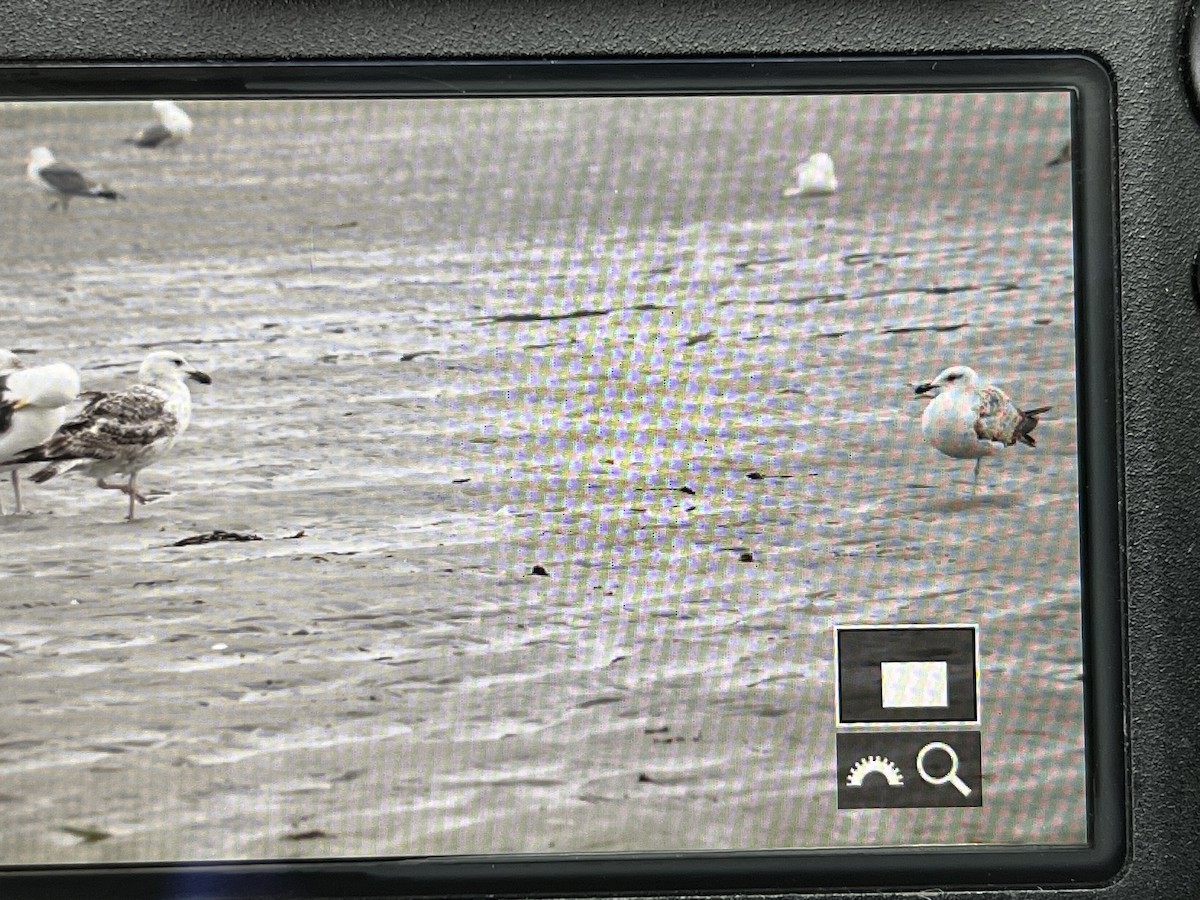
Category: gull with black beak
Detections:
[
  {"x1": 913, "y1": 365, "x2": 1050, "y2": 495},
  {"x1": 1, "y1": 351, "x2": 212, "y2": 521}
]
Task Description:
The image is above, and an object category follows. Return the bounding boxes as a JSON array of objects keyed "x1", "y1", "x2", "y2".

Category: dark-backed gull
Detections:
[
  {"x1": 914, "y1": 365, "x2": 1050, "y2": 495},
  {"x1": 0, "y1": 351, "x2": 81, "y2": 514},
  {"x1": 26, "y1": 147, "x2": 124, "y2": 213},
  {"x1": 126, "y1": 100, "x2": 194, "y2": 149},
  {"x1": 2, "y1": 351, "x2": 211, "y2": 521}
]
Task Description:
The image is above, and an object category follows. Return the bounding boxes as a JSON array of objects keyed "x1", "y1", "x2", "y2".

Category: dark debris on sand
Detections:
[
  {"x1": 173, "y1": 530, "x2": 264, "y2": 546},
  {"x1": 171, "y1": 529, "x2": 306, "y2": 547},
  {"x1": 282, "y1": 829, "x2": 332, "y2": 841}
]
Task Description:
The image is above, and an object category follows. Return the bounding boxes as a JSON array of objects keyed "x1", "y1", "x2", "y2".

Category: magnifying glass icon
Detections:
[{"x1": 916, "y1": 741, "x2": 972, "y2": 797}]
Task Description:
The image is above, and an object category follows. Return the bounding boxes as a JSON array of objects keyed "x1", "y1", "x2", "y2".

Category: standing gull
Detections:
[
  {"x1": 914, "y1": 365, "x2": 1050, "y2": 495},
  {"x1": 126, "y1": 100, "x2": 194, "y2": 149},
  {"x1": 26, "y1": 147, "x2": 124, "y2": 213},
  {"x1": 0, "y1": 351, "x2": 81, "y2": 514},
  {"x1": 1, "y1": 351, "x2": 211, "y2": 521}
]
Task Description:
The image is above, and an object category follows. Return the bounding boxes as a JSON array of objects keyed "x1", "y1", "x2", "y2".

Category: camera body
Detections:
[{"x1": 1, "y1": 0, "x2": 1196, "y2": 898}]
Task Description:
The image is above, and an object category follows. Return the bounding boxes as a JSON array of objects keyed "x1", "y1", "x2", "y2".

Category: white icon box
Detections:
[
  {"x1": 835, "y1": 625, "x2": 979, "y2": 726},
  {"x1": 880, "y1": 660, "x2": 949, "y2": 708}
]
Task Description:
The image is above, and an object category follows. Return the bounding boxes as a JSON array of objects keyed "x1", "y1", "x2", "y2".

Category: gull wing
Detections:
[
  {"x1": 130, "y1": 123, "x2": 172, "y2": 147},
  {"x1": 38, "y1": 163, "x2": 94, "y2": 195},
  {"x1": 973, "y1": 385, "x2": 1023, "y2": 446},
  {"x1": 37, "y1": 385, "x2": 177, "y2": 462}
]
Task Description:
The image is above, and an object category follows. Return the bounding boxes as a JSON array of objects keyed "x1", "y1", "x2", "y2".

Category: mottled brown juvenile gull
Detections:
[
  {"x1": 914, "y1": 365, "x2": 1050, "y2": 495},
  {"x1": 0, "y1": 350, "x2": 81, "y2": 515},
  {"x1": 26, "y1": 147, "x2": 124, "y2": 213},
  {"x1": 126, "y1": 100, "x2": 194, "y2": 148},
  {"x1": 2, "y1": 351, "x2": 211, "y2": 521}
]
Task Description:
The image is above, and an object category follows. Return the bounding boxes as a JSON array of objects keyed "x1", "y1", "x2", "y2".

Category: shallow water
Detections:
[{"x1": 0, "y1": 92, "x2": 1083, "y2": 863}]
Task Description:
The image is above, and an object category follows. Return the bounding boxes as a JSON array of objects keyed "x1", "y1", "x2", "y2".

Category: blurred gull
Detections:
[
  {"x1": 1045, "y1": 139, "x2": 1071, "y2": 168},
  {"x1": 26, "y1": 147, "x2": 124, "y2": 213},
  {"x1": 914, "y1": 365, "x2": 1050, "y2": 495},
  {"x1": 1, "y1": 351, "x2": 211, "y2": 522},
  {"x1": 126, "y1": 100, "x2": 194, "y2": 149},
  {"x1": 0, "y1": 350, "x2": 81, "y2": 515},
  {"x1": 783, "y1": 152, "x2": 839, "y2": 198}
]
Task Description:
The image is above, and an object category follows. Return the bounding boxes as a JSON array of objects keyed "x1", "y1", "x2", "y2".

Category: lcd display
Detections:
[{"x1": 0, "y1": 88, "x2": 1087, "y2": 867}]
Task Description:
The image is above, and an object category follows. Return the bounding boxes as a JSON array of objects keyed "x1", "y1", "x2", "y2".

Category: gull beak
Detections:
[
  {"x1": 187, "y1": 368, "x2": 212, "y2": 386},
  {"x1": 914, "y1": 382, "x2": 935, "y2": 396},
  {"x1": 11, "y1": 397, "x2": 31, "y2": 410}
]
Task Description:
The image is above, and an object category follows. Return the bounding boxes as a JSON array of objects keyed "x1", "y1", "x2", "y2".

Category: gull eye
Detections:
[{"x1": 173, "y1": 359, "x2": 183, "y2": 367}]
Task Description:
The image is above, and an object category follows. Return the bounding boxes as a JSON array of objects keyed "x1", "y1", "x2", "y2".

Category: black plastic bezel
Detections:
[{"x1": 0, "y1": 54, "x2": 1126, "y2": 900}]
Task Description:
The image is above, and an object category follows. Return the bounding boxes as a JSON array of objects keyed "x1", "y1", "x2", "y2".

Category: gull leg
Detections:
[
  {"x1": 97, "y1": 478, "x2": 148, "y2": 522},
  {"x1": 97, "y1": 477, "x2": 148, "y2": 503},
  {"x1": 12, "y1": 470, "x2": 23, "y2": 514},
  {"x1": 972, "y1": 458, "x2": 982, "y2": 497},
  {"x1": 96, "y1": 474, "x2": 146, "y2": 522}
]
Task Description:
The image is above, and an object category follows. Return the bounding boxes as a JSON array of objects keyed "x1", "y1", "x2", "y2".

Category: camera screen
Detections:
[{"x1": 0, "y1": 89, "x2": 1084, "y2": 865}]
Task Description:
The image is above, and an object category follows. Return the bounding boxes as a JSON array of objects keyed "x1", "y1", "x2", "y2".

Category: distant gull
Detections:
[
  {"x1": 1, "y1": 351, "x2": 211, "y2": 522},
  {"x1": 126, "y1": 100, "x2": 193, "y2": 149},
  {"x1": 914, "y1": 365, "x2": 1050, "y2": 495},
  {"x1": 26, "y1": 147, "x2": 124, "y2": 213},
  {"x1": 1046, "y1": 140, "x2": 1071, "y2": 168},
  {"x1": 0, "y1": 351, "x2": 81, "y2": 515},
  {"x1": 783, "y1": 152, "x2": 839, "y2": 198}
]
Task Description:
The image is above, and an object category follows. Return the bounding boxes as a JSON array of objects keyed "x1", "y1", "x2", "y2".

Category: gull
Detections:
[
  {"x1": 783, "y1": 152, "x2": 838, "y2": 198},
  {"x1": 126, "y1": 100, "x2": 194, "y2": 149},
  {"x1": 0, "y1": 351, "x2": 81, "y2": 514},
  {"x1": 1045, "y1": 140, "x2": 1071, "y2": 168},
  {"x1": 913, "y1": 365, "x2": 1050, "y2": 495},
  {"x1": 26, "y1": 147, "x2": 124, "y2": 213},
  {"x1": 1, "y1": 351, "x2": 212, "y2": 521}
]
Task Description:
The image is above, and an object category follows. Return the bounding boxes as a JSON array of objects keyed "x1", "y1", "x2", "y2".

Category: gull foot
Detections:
[{"x1": 98, "y1": 479, "x2": 148, "y2": 502}]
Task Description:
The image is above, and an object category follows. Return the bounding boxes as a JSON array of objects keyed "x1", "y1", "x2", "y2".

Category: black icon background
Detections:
[
  {"x1": 836, "y1": 730, "x2": 983, "y2": 809},
  {"x1": 837, "y1": 627, "x2": 977, "y2": 724}
]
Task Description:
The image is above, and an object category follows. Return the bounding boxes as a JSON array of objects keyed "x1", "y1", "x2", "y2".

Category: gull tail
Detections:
[
  {"x1": 3, "y1": 441, "x2": 73, "y2": 475},
  {"x1": 91, "y1": 185, "x2": 124, "y2": 201},
  {"x1": 30, "y1": 460, "x2": 85, "y2": 484},
  {"x1": 0, "y1": 446, "x2": 41, "y2": 469},
  {"x1": 1015, "y1": 406, "x2": 1051, "y2": 447}
]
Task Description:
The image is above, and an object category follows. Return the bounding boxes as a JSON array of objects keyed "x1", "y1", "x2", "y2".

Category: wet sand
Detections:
[{"x1": 0, "y1": 93, "x2": 1084, "y2": 864}]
